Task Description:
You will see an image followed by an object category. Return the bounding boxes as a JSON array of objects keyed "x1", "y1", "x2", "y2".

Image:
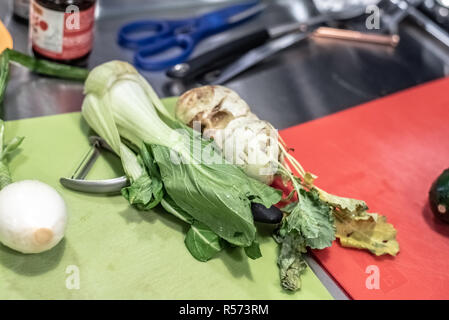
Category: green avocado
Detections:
[{"x1": 429, "y1": 169, "x2": 449, "y2": 224}]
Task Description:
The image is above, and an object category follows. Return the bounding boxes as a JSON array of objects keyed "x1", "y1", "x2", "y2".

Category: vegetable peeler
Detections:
[
  {"x1": 59, "y1": 136, "x2": 128, "y2": 194},
  {"x1": 60, "y1": 136, "x2": 283, "y2": 224}
]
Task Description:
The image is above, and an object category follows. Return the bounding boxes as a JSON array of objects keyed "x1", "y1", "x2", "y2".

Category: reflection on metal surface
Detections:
[
  {"x1": 96, "y1": 0, "x2": 248, "y2": 20},
  {"x1": 2, "y1": 0, "x2": 449, "y2": 127},
  {"x1": 277, "y1": 0, "x2": 311, "y2": 22},
  {"x1": 211, "y1": 32, "x2": 309, "y2": 85},
  {"x1": 313, "y1": 0, "x2": 380, "y2": 13},
  {"x1": 268, "y1": 5, "x2": 368, "y2": 38},
  {"x1": 2, "y1": 0, "x2": 449, "y2": 128},
  {"x1": 228, "y1": 3, "x2": 267, "y2": 23},
  {"x1": 4, "y1": 66, "x2": 84, "y2": 120}
]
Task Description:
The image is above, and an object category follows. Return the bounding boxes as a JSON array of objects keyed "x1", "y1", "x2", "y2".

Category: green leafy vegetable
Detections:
[
  {"x1": 6, "y1": 49, "x2": 88, "y2": 81},
  {"x1": 0, "y1": 50, "x2": 10, "y2": 105},
  {"x1": 244, "y1": 240, "x2": 262, "y2": 260},
  {"x1": 0, "y1": 120, "x2": 24, "y2": 189},
  {"x1": 1, "y1": 49, "x2": 88, "y2": 106},
  {"x1": 152, "y1": 143, "x2": 280, "y2": 247},
  {"x1": 81, "y1": 61, "x2": 282, "y2": 259},
  {"x1": 161, "y1": 197, "x2": 225, "y2": 261},
  {"x1": 282, "y1": 188, "x2": 335, "y2": 250},
  {"x1": 1, "y1": 48, "x2": 88, "y2": 111},
  {"x1": 121, "y1": 174, "x2": 164, "y2": 210},
  {"x1": 121, "y1": 143, "x2": 164, "y2": 210},
  {"x1": 185, "y1": 221, "x2": 224, "y2": 262},
  {"x1": 274, "y1": 187, "x2": 334, "y2": 291},
  {"x1": 274, "y1": 223, "x2": 307, "y2": 291},
  {"x1": 160, "y1": 195, "x2": 194, "y2": 224}
]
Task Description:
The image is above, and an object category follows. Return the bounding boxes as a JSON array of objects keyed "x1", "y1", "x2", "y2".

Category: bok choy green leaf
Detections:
[
  {"x1": 161, "y1": 196, "x2": 224, "y2": 262},
  {"x1": 185, "y1": 221, "x2": 224, "y2": 262}
]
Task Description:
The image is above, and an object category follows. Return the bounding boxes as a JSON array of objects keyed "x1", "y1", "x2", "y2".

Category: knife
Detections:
[
  {"x1": 405, "y1": 1, "x2": 449, "y2": 47},
  {"x1": 210, "y1": 32, "x2": 310, "y2": 85},
  {"x1": 166, "y1": 5, "x2": 369, "y2": 81}
]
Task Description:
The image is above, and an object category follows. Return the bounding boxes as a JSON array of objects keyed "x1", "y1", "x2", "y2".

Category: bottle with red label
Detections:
[{"x1": 30, "y1": 0, "x2": 96, "y2": 65}]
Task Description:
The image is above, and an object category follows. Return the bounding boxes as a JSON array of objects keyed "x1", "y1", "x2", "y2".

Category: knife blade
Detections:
[{"x1": 209, "y1": 32, "x2": 309, "y2": 85}]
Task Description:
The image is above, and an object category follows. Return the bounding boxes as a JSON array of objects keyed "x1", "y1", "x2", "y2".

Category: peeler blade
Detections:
[{"x1": 60, "y1": 136, "x2": 128, "y2": 194}]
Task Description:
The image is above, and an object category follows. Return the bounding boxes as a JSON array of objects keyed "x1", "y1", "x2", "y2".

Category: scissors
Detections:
[{"x1": 117, "y1": 1, "x2": 265, "y2": 71}]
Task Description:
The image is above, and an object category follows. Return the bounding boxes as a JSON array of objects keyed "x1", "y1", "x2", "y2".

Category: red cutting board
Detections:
[{"x1": 279, "y1": 77, "x2": 449, "y2": 300}]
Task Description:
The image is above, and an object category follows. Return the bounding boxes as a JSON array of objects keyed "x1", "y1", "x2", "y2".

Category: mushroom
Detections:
[{"x1": 176, "y1": 85, "x2": 281, "y2": 184}]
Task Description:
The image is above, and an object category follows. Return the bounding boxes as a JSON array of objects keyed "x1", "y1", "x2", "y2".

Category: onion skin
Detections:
[{"x1": 0, "y1": 180, "x2": 67, "y2": 254}]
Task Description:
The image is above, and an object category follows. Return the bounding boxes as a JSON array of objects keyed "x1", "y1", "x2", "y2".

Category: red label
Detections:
[{"x1": 30, "y1": 1, "x2": 95, "y2": 60}]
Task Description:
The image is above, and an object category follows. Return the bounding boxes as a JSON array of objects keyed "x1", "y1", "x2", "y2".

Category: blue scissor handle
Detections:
[
  {"x1": 118, "y1": 19, "x2": 188, "y2": 49},
  {"x1": 119, "y1": 1, "x2": 262, "y2": 70},
  {"x1": 135, "y1": 34, "x2": 196, "y2": 71}
]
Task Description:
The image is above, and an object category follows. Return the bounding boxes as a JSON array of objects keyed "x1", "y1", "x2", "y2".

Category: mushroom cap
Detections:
[
  {"x1": 176, "y1": 85, "x2": 251, "y2": 131},
  {"x1": 176, "y1": 86, "x2": 282, "y2": 185}
]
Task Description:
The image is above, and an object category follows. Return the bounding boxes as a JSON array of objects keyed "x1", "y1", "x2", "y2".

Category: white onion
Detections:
[{"x1": 0, "y1": 180, "x2": 67, "y2": 254}]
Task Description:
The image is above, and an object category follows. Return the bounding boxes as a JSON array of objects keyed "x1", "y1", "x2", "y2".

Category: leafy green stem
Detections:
[
  {"x1": 0, "y1": 119, "x2": 24, "y2": 190},
  {"x1": 6, "y1": 49, "x2": 89, "y2": 81},
  {"x1": 0, "y1": 49, "x2": 10, "y2": 105}
]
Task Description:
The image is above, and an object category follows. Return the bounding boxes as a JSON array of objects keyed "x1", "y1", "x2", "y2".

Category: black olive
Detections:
[
  {"x1": 251, "y1": 203, "x2": 283, "y2": 224},
  {"x1": 429, "y1": 169, "x2": 449, "y2": 224}
]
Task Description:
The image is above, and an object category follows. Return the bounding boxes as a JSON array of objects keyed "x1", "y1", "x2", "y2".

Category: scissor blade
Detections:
[
  {"x1": 210, "y1": 32, "x2": 308, "y2": 85},
  {"x1": 227, "y1": 3, "x2": 267, "y2": 24}
]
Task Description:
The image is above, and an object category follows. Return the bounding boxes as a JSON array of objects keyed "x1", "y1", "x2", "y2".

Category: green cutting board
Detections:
[{"x1": 0, "y1": 98, "x2": 332, "y2": 300}]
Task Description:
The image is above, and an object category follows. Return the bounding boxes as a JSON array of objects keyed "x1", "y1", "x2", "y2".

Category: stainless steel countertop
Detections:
[
  {"x1": 2, "y1": 0, "x2": 449, "y2": 300},
  {"x1": 3, "y1": 0, "x2": 449, "y2": 125}
]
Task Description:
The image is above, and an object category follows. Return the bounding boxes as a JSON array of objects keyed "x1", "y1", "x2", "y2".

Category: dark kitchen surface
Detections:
[
  {"x1": 2, "y1": 0, "x2": 449, "y2": 300},
  {"x1": 2, "y1": 0, "x2": 449, "y2": 127}
]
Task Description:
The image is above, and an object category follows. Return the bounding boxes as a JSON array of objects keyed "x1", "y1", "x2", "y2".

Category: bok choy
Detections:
[{"x1": 81, "y1": 61, "x2": 282, "y2": 259}]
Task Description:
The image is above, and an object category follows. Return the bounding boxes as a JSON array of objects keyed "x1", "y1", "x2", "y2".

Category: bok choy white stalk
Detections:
[{"x1": 81, "y1": 61, "x2": 282, "y2": 253}]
